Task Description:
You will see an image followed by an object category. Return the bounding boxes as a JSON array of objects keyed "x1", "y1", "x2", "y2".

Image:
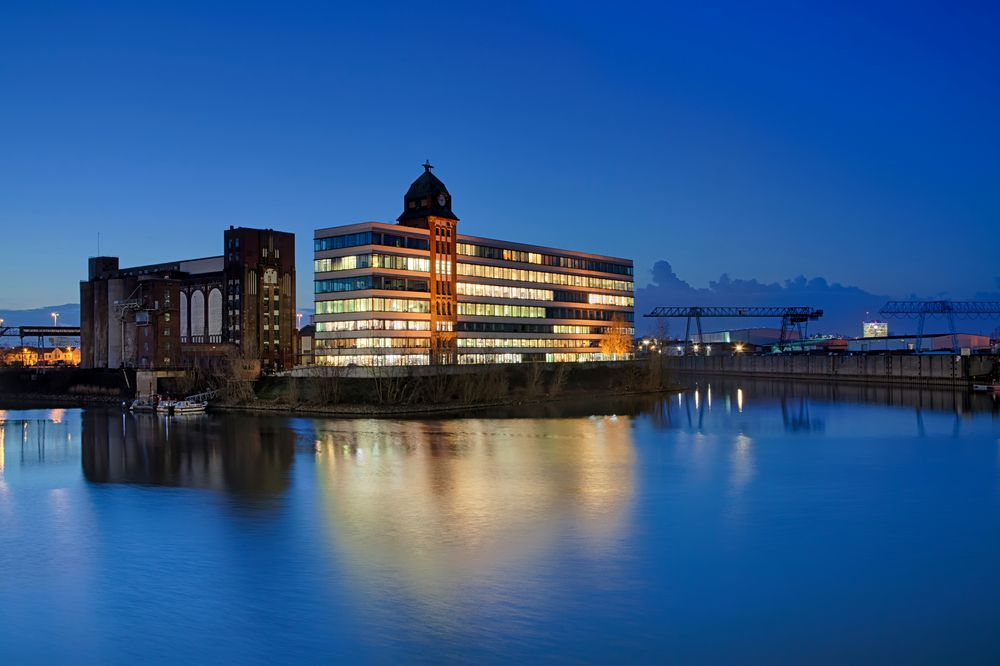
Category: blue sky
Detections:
[{"x1": 2, "y1": 1, "x2": 998, "y2": 321}]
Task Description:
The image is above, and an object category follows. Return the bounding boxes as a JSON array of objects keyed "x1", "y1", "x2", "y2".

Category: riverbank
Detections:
[
  {"x1": 1, "y1": 360, "x2": 681, "y2": 417},
  {"x1": 182, "y1": 360, "x2": 679, "y2": 417}
]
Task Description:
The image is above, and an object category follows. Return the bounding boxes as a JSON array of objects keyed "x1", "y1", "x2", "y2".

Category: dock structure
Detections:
[
  {"x1": 879, "y1": 301, "x2": 1000, "y2": 353},
  {"x1": 645, "y1": 306, "x2": 823, "y2": 352}
]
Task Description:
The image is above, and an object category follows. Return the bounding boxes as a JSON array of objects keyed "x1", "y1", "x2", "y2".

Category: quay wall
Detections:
[{"x1": 664, "y1": 354, "x2": 998, "y2": 386}]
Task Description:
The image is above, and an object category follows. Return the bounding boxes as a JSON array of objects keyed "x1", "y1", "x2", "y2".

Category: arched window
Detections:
[
  {"x1": 190, "y1": 290, "x2": 205, "y2": 339},
  {"x1": 208, "y1": 288, "x2": 222, "y2": 337},
  {"x1": 179, "y1": 291, "x2": 189, "y2": 339}
]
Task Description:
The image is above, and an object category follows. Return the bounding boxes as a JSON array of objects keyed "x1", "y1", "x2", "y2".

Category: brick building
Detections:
[{"x1": 80, "y1": 227, "x2": 296, "y2": 371}]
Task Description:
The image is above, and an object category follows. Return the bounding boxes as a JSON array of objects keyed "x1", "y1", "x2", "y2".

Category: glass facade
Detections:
[{"x1": 313, "y1": 222, "x2": 634, "y2": 366}]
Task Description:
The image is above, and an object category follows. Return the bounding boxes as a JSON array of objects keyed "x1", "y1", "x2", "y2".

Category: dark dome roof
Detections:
[
  {"x1": 404, "y1": 164, "x2": 449, "y2": 199},
  {"x1": 397, "y1": 162, "x2": 458, "y2": 223}
]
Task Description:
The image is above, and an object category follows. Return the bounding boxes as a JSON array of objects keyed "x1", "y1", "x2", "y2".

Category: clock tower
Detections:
[{"x1": 398, "y1": 162, "x2": 458, "y2": 364}]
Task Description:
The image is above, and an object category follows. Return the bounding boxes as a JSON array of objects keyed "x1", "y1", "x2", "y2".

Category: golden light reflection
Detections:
[
  {"x1": 48, "y1": 409, "x2": 65, "y2": 425},
  {"x1": 737, "y1": 388, "x2": 744, "y2": 413},
  {"x1": 314, "y1": 417, "x2": 636, "y2": 601}
]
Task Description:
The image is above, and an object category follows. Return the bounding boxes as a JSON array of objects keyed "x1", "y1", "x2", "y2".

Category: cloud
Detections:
[{"x1": 635, "y1": 260, "x2": 892, "y2": 337}]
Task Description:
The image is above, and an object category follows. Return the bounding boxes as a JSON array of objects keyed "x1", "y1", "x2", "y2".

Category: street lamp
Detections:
[
  {"x1": 296, "y1": 313, "x2": 303, "y2": 329},
  {"x1": 51, "y1": 312, "x2": 59, "y2": 326}
]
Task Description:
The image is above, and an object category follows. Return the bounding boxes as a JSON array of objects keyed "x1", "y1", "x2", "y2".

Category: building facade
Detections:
[
  {"x1": 862, "y1": 321, "x2": 889, "y2": 338},
  {"x1": 313, "y1": 165, "x2": 634, "y2": 366},
  {"x1": 80, "y1": 227, "x2": 296, "y2": 371}
]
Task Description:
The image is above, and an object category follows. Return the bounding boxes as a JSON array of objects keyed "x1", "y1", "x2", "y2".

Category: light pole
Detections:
[
  {"x1": 51, "y1": 312, "x2": 59, "y2": 327},
  {"x1": 296, "y1": 313, "x2": 302, "y2": 329}
]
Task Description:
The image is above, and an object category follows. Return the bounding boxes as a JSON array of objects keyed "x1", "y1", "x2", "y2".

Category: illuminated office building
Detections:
[{"x1": 314, "y1": 164, "x2": 634, "y2": 365}]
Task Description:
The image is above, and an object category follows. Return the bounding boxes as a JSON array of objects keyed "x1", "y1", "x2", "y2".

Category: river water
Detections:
[{"x1": 1, "y1": 380, "x2": 999, "y2": 664}]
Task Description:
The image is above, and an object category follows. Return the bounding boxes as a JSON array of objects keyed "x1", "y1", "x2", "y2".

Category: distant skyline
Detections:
[{"x1": 2, "y1": 1, "x2": 998, "y2": 313}]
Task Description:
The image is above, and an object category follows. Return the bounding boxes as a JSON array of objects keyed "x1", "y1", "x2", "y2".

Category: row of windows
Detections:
[
  {"x1": 457, "y1": 303, "x2": 547, "y2": 318},
  {"x1": 314, "y1": 254, "x2": 431, "y2": 273},
  {"x1": 315, "y1": 276, "x2": 429, "y2": 294},
  {"x1": 457, "y1": 322, "x2": 553, "y2": 334},
  {"x1": 456, "y1": 283, "x2": 554, "y2": 301},
  {"x1": 457, "y1": 338, "x2": 598, "y2": 349},
  {"x1": 546, "y1": 308, "x2": 635, "y2": 322},
  {"x1": 312, "y1": 350, "x2": 628, "y2": 365},
  {"x1": 312, "y1": 253, "x2": 635, "y2": 296},
  {"x1": 457, "y1": 243, "x2": 633, "y2": 276},
  {"x1": 316, "y1": 319, "x2": 431, "y2": 332},
  {"x1": 456, "y1": 262, "x2": 632, "y2": 292},
  {"x1": 314, "y1": 231, "x2": 430, "y2": 252},
  {"x1": 547, "y1": 292, "x2": 631, "y2": 307},
  {"x1": 315, "y1": 353, "x2": 430, "y2": 366},
  {"x1": 545, "y1": 352, "x2": 624, "y2": 363},
  {"x1": 457, "y1": 353, "x2": 524, "y2": 365},
  {"x1": 553, "y1": 325, "x2": 599, "y2": 334},
  {"x1": 455, "y1": 322, "x2": 631, "y2": 335},
  {"x1": 316, "y1": 298, "x2": 430, "y2": 314},
  {"x1": 553, "y1": 290, "x2": 588, "y2": 303},
  {"x1": 587, "y1": 293, "x2": 634, "y2": 307},
  {"x1": 316, "y1": 337, "x2": 431, "y2": 349}
]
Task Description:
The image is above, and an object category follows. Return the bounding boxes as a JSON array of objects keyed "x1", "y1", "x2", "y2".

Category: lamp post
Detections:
[
  {"x1": 51, "y1": 312, "x2": 59, "y2": 327},
  {"x1": 296, "y1": 313, "x2": 302, "y2": 329}
]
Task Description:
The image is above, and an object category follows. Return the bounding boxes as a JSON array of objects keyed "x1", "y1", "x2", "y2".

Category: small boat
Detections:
[
  {"x1": 972, "y1": 383, "x2": 1000, "y2": 394},
  {"x1": 170, "y1": 399, "x2": 208, "y2": 415},
  {"x1": 155, "y1": 400, "x2": 175, "y2": 415},
  {"x1": 129, "y1": 397, "x2": 158, "y2": 413}
]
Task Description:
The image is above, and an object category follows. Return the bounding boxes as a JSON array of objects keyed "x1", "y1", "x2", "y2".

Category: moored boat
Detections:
[
  {"x1": 171, "y1": 399, "x2": 208, "y2": 415},
  {"x1": 972, "y1": 383, "x2": 1000, "y2": 394},
  {"x1": 129, "y1": 397, "x2": 159, "y2": 413}
]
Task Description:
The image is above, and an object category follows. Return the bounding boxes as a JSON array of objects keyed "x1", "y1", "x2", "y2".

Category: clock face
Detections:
[{"x1": 437, "y1": 194, "x2": 447, "y2": 207}]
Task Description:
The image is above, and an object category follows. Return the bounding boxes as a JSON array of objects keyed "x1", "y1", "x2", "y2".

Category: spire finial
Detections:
[{"x1": 423, "y1": 160, "x2": 434, "y2": 172}]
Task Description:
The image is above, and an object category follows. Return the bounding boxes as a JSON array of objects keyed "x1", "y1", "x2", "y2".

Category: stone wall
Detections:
[{"x1": 664, "y1": 353, "x2": 997, "y2": 386}]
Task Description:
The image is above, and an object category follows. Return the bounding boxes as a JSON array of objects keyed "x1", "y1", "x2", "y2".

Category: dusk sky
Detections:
[{"x1": 2, "y1": 1, "x2": 998, "y2": 321}]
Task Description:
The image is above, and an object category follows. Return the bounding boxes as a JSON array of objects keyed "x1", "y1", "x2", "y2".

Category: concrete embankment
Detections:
[{"x1": 664, "y1": 353, "x2": 998, "y2": 386}]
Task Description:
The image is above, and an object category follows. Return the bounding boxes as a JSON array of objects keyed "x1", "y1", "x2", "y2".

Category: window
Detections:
[
  {"x1": 315, "y1": 298, "x2": 430, "y2": 314},
  {"x1": 456, "y1": 303, "x2": 546, "y2": 318},
  {"x1": 314, "y1": 276, "x2": 432, "y2": 294},
  {"x1": 456, "y1": 262, "x2": 633, "y2": 292},
  {"x1": 456, "y1": 243, "x2": 633, "y2": 275}
]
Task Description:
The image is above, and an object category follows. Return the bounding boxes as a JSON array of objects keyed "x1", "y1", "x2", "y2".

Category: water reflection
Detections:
[
  {"x1": 0, "y1": 410, "x2": 77, "y2": 470},
  {"x1": 80, "y1": 411, "x2": 295, "y2": 499},
  {"x1": 313, "y1": 417, "x2": 635, "y2": 604},
  {"x1": 649, "y1": 377, "x2": 999, "y2": 437}
]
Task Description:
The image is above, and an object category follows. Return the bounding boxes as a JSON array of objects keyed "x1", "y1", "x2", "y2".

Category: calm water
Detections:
[{"x1": 1, "y1": 381, "x2": 999, "y2": 664}]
